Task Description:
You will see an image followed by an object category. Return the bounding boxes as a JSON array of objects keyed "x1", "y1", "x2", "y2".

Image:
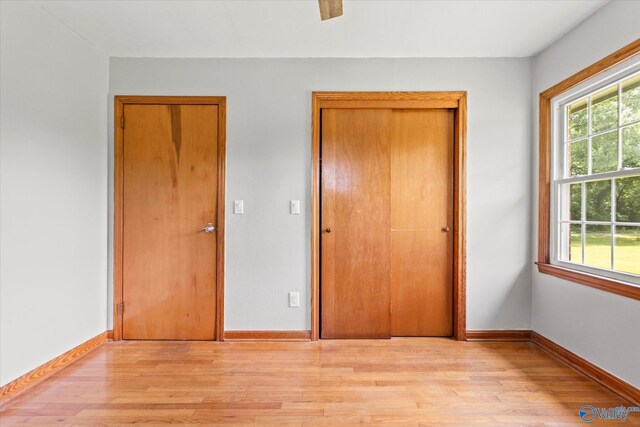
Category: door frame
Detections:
[
  {"x1": 113, "y1": 96, "x2": 227, "y2": 341},
  {"x1": 311, "y1": 91, "x2": 467, "y2": 341}
]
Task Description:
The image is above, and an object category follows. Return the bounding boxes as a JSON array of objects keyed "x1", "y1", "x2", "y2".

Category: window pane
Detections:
[
  {"x1": 591, "y1": 85, "x2": 618, "y2": 133},
  {"x1": 570, "y1": 183, "x2": 581, "y2": 221},
  {"x1": 571, "y1": 224, "x2": 583, "y2": 264},
  {"x1": 621, "y1": 74, "x2": 640, "y2": 125},
  {"x1": 559, "y1": 183, "x2": 582, "y2": 221},
  {"x1": 568, "y1": 139, "x2": 587, "y2": 176},
  {"x1": 585, "y1": 224, "x2": 611, "y2": 270},
  {"x1": 622, "y1": 123, "x2": 640, "y2": 169},
  {"x1": 572, "y1": 223, "x2": 583, "y2": 264},
  {"x1": 591, "y1": 130, "x2": 618, "y2": 173},
  {"x1": 568, "y1": 98, "x2": 587, "y2": 140},
  {"x1": 586, "y1": 180, "x2": 611, "y2": 221},
  {"x1": 615, "y1": 226, "x2": 640, "y2": 275},
  {"x1": 615, "y1": 175, "x2": 640, "y2": 223},
  {"x1": 560, "y1": 222, "x2": 583, "y2": 264}
]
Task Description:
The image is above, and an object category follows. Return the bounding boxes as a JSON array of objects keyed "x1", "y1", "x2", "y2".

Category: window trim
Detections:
[
  {"x1": 550, "y1": 66, "x2": 640, "y2": 284},
  {"x1": 537, "y1": 39, "x2": 640, "y2": 301}
]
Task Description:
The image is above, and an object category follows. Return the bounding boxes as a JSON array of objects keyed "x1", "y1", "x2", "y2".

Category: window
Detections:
[
  {"x1": 553, "y1": 71, "x2": 640, "y2": 283},
  {"x1": 538, "y1": 40, "x2": 640, "y2": 300}
]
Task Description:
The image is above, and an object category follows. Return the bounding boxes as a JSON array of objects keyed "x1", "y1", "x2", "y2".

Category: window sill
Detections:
[{"x1": 536, "y1": 263, "x2": 640, "y2": 300}]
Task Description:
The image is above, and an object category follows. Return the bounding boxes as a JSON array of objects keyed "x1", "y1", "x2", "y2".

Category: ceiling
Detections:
[{"x1": 37, "y1": 0, "x2": 608, "y2": 58}]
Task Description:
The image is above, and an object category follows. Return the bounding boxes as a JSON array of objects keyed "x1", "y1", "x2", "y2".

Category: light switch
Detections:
[
  {"x1": 234, "y1": 200, "x2": 244, "y2": 215},
  {"x1": 289, "y1": 292, "x2": 300, "y2": 307},
  {"x1": 290, "y1": 200, "x2": 300, "y2": 215}
]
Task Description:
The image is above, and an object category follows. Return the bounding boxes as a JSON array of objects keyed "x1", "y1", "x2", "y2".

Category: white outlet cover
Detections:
[
  {"x1": 289, "y1": 291, "x2": 300, "y2": 307},
  {"x1": 290, "y1": 200, "x2": 300, "y2": 215},
  {"x1": 234, "y1": 200, "x2": 244, "y2": 214}
]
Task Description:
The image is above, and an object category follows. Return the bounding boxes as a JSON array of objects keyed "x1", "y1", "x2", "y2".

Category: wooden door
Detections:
[
  {"x1": 122, "y1": 104, "x2": 218, "y2": 340},
  {"x1": 320, "y1": 109, "x2": 392, "y2": 338},
  {"x1": 391, "y1": 110, "x2": 454, "y2": 336},
  {"x1": 320, "y1": 108, "x2": 454, "y2": 338}
]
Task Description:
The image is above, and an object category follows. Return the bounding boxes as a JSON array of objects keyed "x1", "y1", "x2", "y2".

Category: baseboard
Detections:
[
  {"x1": 531, "y1": 332, "x2": 639, "y2": 406},
  {"x1": 107, "y1": 329, "x2": 114, "y2": 340},
  {"x1": 466, "y1": 329, "x2": 638, "y2": 405},
  {"x1": 0, "y1": 331, "x2": 108, "y2": 405},
  {"x1": 465, "y1": 330, "x2": 532, "y2": 341},
  {"x1": 223, "y1": 330, "x2": 311, "y2": 341}
]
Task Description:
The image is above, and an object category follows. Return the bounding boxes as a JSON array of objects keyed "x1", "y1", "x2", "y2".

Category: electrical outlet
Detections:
[{"x1": 289, "y1": 292, "x2": 300, "y2": 307}]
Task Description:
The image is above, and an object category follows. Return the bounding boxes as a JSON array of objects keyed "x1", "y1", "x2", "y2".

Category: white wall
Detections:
[
  {"x1": 532, "y1": 1, "x2": 640, "y2": 387},
  {"x1": 0, "y1": 2, "x2": 108, "y2": 385},
  {"x1": 109, "y1": 57, "x2": 533, "y2": 332},
  {"x1": 2, "y1": 0, "x2": 636, "y2": 393}
]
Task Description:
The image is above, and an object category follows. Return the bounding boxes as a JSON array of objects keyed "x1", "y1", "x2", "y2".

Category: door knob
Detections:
[
  {"x1": 442, "y1": 226, "x2": 450, "y2": 232},
  {"x1": 325, "y1": 227, "x2": 332, "y2": 233},
  {"x1": 199, "y1": 223, "x2": 216, "y2": 233}
]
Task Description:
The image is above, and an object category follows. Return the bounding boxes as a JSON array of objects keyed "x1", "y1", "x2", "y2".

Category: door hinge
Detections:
[
  {"x1": 120, "y1": 115, "x2": 125, "y2": 129},
  {"x1": 118, "y1": 302, "x2": 125, "y2": 314}
]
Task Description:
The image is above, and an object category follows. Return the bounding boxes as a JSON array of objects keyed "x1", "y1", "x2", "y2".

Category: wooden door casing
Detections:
[{"x1": 311, "y1": 92, "x2": 467, "y2": 341}]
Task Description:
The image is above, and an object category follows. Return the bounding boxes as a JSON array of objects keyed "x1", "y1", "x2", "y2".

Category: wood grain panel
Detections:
[
  {"x1": 2, "y1": 339, "x2": 636, "y2": 422},
  {"x1": 0, "y1": 332, "x2": 107, "y2": 404},
  {"x1": 311, "y1": 92, "x2": 467, "y2": 341},
  {"x1": 391, "y1": 110, "x2": 453, "y2": 229},
  {"x1": 114, "y1": 96, "x2": 227, "y2": 106},
  {"x1": 311, "y1": 95, "x2": 321, "y2": 341},
  {"x1": 223, "y1": 330, "x2": 311, "y2": 341},
  {"x1": 214, "y1": 101, "x2": 227, "y2": 341},
  {"x1": 453, "y1": 97, "x2": 467, "y2": 341},
  {"x1": 391, "y1": 231, "x2": 452, "y2": 336},
  {"x1": 312, "y1": 91, "x2": 464, "y2": 109},
  {"x1": 122, "y1": 104, "x2": 218, "y2": 340},
  {"x1": 465, "y1": 330, "x2": 533, "y2": 342},
  {"x1": 114, "y1": 96, "x2": 226, "y2": 342},
  {"x1": 537, "y1": 263, "x2": 640, "y2": 300},
  {"x1": 321, "y1": 109, "x2": 392, "y2": 338},
  {"x1": 538, "y1": 95, "x2": 551, "y2": 265},
  {"x1": 390, "y1": 110, "x2": 454, "y2": 336},
  {"x1": 114, "y1": 99, "x2": 125, "y2": 340}
]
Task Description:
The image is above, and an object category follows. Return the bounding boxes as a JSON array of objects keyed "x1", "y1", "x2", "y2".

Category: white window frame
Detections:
[{"x1": 550, "y1": 58, "x2": 640, "y2": 285}]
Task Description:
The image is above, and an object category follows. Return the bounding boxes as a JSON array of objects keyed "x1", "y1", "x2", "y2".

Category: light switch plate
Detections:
[
  {"x1": 290, "y1": 200, "x2": 300, "y2": 215},
  {"x1": 289, "y1": 292, "x2": 300, "y2": 307},
  {"x1": 234, "y1": 200, "x2": 244, "y2": 215}
]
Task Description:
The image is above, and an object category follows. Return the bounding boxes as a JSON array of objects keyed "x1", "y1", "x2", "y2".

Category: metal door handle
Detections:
[
  {"x1": 325, "y1": 227, "x2": 332, "y2": 233},
  {"x1": 199, "y1": 223, "x2": 216, "y2": 233},
  {"x1": 442, "y1": 226, "x2": 450, "y2": 232}
]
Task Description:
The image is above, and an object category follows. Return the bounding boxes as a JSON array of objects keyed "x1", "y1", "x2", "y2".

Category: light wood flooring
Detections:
[{"x1": 1, "y1": 339, "x2": 636, "y2": 425}]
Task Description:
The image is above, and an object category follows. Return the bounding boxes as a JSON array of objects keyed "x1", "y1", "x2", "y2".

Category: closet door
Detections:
[
  {"x1": 320, "y1": 109, "x2": 392, "y2": 338},
  {"x1": 390, "y1": 110, "x2": 454, "y2": 336}
]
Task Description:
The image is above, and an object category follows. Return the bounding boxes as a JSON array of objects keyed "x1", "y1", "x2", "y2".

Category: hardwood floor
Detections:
[{"x1": 1, "y1": 339, "x2": 636, "y2": 425}]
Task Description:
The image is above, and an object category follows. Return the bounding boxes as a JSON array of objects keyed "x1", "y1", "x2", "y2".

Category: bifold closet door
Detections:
[
  {"x1": 390, "y1": 110, "x2": 454, "y2": 336},
  {"x1": 122, "y1": 104, "x2": 218, "y2": 340},
  {"x1": 320, "y1": 109, "x2": 392, "y2": 339}
]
